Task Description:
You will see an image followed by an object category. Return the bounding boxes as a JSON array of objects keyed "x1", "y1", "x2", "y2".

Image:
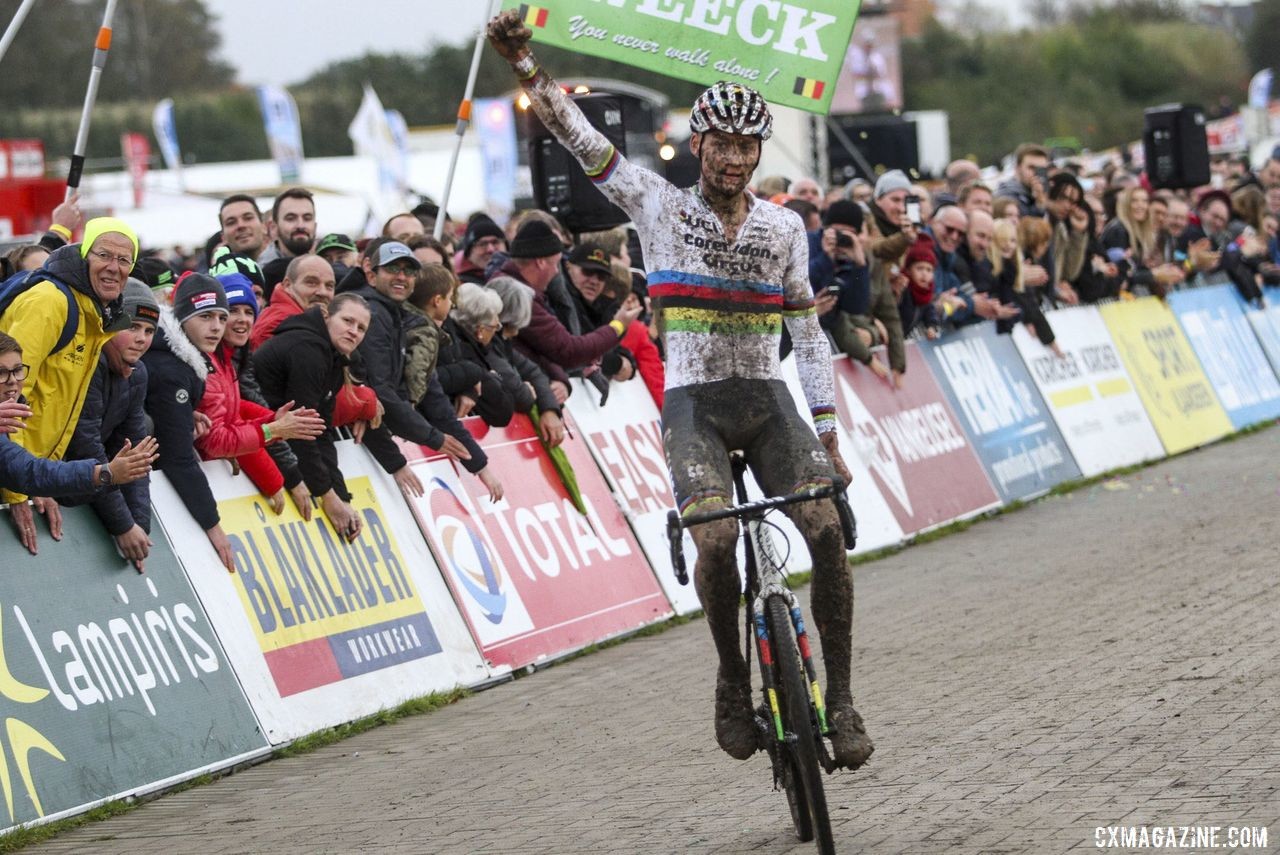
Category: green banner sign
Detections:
[
  {"x1": 0, "y1": 507, "x2": 267, "y2": 830},
  {"x1": 500, "y1": 0, "x2": 860, "y2": 115}
]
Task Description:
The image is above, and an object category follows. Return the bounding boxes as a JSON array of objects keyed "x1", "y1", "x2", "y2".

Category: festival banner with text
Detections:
[{"x1": 499, "y1": 0, "x2": 860, "y2": 114}]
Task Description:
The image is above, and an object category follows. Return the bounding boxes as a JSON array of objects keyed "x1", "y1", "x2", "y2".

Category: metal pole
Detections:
[
  {"x1": 434, "y1": 0, "x2": 500, "y2": 240},
  {"x1": 0, "y1": 0, "x2": 39, "y2": 67},
  {"x1": 67, "y1": 0, "x2": 121, "y2": 198}
]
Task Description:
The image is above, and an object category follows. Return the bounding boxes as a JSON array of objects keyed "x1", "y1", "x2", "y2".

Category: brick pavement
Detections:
[{"x1": 35, "y1": 428, "x2": 1280, "y2": 854}]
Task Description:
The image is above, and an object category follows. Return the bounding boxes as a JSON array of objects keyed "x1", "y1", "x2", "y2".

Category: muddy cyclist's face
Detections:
[{"x1": 692, "y1": 130, "x2": 761, "y2": 199}]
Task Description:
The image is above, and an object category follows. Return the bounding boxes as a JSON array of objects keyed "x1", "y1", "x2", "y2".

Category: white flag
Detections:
[{"x1": 348, "y1": 85, "x2": 408, "y2": 222}]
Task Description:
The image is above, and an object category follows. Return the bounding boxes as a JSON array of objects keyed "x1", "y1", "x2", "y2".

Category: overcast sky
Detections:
[{"x1": 212, "y1": 0, "x2": 1231, "y2": 88}]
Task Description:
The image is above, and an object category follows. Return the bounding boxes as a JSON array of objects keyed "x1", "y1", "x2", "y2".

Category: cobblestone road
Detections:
[{"x1": 38, "y1": 429, "x2": 1280, "y2": 854}]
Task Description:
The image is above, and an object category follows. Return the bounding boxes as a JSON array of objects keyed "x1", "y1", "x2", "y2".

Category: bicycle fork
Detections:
[{"x1": 752, "y1": 591, "x2": 831, "y2": 742}]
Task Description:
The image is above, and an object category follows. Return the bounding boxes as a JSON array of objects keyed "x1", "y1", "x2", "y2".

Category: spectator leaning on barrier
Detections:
[
  {"x1": 0, "y1": 332, "x2": 157, "y2": 514},
  {"x1": 196, "y1": 274, "x2": 324, "y2": 517},
  {"x1": 218, "y1": 194, "x2": 269, "y2": 261},
  {"x1": 809, "y1": 200, "x2": 871, "y2": 354},
  {"x1": 259, "y1": 187, "x2": 318, "y2": 266},
  {"x1": 62, "y1": 280, "x2": 159, "y2": 571},
  {"x1": 250, "y1": 254, "x2": 336, "y2": 350},
  {"x1": 252, "y1": 295, "x2": 408, "y2": 541},
  {"x1": 350, "y1": 239, "x2": 502, "y2": 502},
  {"x1": 402, "y1": 263, "x2": 460, "y2": 408},
  {"x1": 0, "y1": 217, "x2": 136, "y2": 553},
  {"x1": 143, "y1": 274, "x2": 238, "y2": 572},
  {"x1": 441, "y1": 283, "x2": 524, "y2": 428},
  {"x1": 611, "y1": 262, "x2": 666, "y2": 410},
  {"x1": 482, "y1": 276, "x2": 567, "y2": 447},
  {"x1": 1045, "y1": 173, "x2": 1088, "y2": 306},
  {"x1": 995, "y1": 143, "x2": 1050, "y2": 218}
]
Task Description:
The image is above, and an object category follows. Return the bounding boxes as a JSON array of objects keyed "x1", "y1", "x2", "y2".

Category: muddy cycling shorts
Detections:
[{"x1": 662, "y1": 377, "x2": 835, "y2": 517}]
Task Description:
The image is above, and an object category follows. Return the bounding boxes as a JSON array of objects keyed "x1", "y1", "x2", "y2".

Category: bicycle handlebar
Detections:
[{"x1": 666, "y1": 484, "x2": 858, "y2": 586}]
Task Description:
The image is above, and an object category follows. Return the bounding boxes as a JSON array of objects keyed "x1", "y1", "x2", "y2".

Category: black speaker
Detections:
[
  {"x1": 1143, "y1": 104, "x2": 1210, "y2": 190},
  {"x1": 826, "y1": 113, "x2": 918, "y2": 184},
  {"x1": 527, "y1": 93, "x2": 629, "y2": 233}
]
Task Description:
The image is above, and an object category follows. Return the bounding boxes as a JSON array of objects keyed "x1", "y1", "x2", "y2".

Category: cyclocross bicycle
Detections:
[{"x1": 666, "y1": 453, "x2": 857, "y2": 855}]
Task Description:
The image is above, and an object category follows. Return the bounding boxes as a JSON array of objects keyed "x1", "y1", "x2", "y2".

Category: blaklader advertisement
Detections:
[
  {"x1": 498, "y1": 0, "x2": 860, "y2": 114},
  {"x1": 0, "y1": 506, "x2": 267, "y2": 832},
  {"x1": 151, "y1": 443, "x2": 490, "y2": 745}
]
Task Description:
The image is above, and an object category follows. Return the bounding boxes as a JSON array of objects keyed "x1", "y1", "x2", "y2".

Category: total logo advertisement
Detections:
[
  {"x1": 0, "y1": 506, "x2": 265, "y2": 832},
  {"x1": 920, "y1": 325, "x2": 1080, "y2": 502},
  {"x1": 831, "y1": 345, "x2": 1000, "y2": 536},
  {"x1": 1166, "y1": 285, "x2": 1280, "y2": 430},
  {"x1": 402, "y1": 414, "x2": 672, "y2": 670},
  {"x1": 1100, "y1": 297, "x2": 1233, "y2": 455},
  {"x1": 1012, "y1": 307, "x2": 1165, "y2": 477},
  {"x1": 569, "y1": 377, "x2": 703, "y2": 615},
  {"x1": 152, "y1": 448, "x2": 489, "y2": 745}
]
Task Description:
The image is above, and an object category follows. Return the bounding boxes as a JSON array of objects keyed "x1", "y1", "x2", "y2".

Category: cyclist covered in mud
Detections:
[{"x1": 488, "y1": 10, "x2": 873, "y2": 771}]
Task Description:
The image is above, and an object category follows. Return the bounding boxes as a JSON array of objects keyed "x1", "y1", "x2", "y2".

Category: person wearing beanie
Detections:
[
  {"x1": 347, "y1": 237, "x2": 502, "y2": 502},
  {"x1": 805, "y1": 195, "x2": 877, "y2": 370},
  {"x1": 142, "y1": 273, "x2": 240, "y2": 571},
  {"x1": 208, "y1": 246, "x2": 267, "y2": 306},
  {"x1": 897, "y1": 235, "x2": 945, "y2": 340},
  {"x1": 193, "y1": 270, "x2": 324, "y2": 523},
  {"x1": 0, "y1": 216, "x2": 137, "y2": 550},
  {"x1": 456, "y1": 216, "x2": 507, "y2": 284},
  {"x1": 61, "y1": 278, "x2": 161, "y2": 570}
]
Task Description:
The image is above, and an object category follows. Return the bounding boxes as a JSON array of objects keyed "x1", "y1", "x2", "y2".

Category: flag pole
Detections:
[
  {"x1": 67, "y1": 0, "x2": 121, "y2": 199},
  {"x1": 434, "y1": 0, "x2": 500, "y2": 240},
  {"x1": 0, "y1": 0, "x2": 39, "y2": 66}
]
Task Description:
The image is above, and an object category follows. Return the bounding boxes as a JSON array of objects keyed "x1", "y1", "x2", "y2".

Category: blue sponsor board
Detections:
[
  {"x1": 1246, "y1": 287, "x2": 1280, "y2": 378},
  {"x1": 920, "y1": 325, "x2": 1080, "y2": 502},
  {"x1": 1168, "y1": 285, "x2": 1280, "y2": 429}
]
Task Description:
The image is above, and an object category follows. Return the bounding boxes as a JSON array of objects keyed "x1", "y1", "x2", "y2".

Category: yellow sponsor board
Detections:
[
  {"x1": 1100, "y1": 298, "x2": 1232, "y2": 455},
  {"x1": 218, "y1": 477, "x2": 425, "y2": 653}
]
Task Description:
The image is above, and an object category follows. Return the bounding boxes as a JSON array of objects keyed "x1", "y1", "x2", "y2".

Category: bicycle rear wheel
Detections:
[{"x1": 768, "y1": 595, "x2": 834, "y2": 854}]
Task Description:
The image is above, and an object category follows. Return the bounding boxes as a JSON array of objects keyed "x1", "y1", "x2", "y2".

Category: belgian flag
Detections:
[
  {"x1": 793, "y1": 77, "x2": 826, "y2": 100},
  {"x1": 519, "y1": 3, "x2": 549, "y2": 27}
]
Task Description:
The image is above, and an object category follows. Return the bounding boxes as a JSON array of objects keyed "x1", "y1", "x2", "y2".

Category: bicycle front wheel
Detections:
[{"x1": 768, "y1": 595, "x2": 834, "y2": 854}]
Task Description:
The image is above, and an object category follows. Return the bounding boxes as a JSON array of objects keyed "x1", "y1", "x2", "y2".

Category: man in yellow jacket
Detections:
[{"x1": 0, "y1": 216, "x2": 135, "y2": 553}]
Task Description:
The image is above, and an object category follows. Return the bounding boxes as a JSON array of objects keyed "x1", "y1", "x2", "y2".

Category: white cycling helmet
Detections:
[{"x1": 689, "y1": 81, "x2": 773, "y2": 141}]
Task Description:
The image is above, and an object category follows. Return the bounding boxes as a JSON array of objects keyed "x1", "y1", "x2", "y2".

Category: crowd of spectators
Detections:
[{"x1": 1, "y1": 142, "x2": 1277, "y2": 566}]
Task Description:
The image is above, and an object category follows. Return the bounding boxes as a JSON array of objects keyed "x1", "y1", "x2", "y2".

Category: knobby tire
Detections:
[{"x1": 768, "y1": 595, "x2": 835, "y2": 855}]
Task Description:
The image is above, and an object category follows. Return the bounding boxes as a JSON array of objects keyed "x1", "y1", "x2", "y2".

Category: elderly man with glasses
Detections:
[{"x1": 0, "y1": 217, "x2": 135, "y2": 553}]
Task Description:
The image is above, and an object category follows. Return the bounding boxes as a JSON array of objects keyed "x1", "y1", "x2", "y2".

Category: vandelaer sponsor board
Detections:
[
  {"x1": 498, "y1": 0, "x2": 860, "y2": 114},
  {"x1": 0, "y1": 506, "x2": 266, "y2": 832}
]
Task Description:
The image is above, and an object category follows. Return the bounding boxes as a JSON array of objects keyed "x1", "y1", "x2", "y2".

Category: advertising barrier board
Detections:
[
  {"x1": 0, "y1": 506, "x2": 267, "y2": 831},
  {"x1": 831, "y1": 345, "x2": 1000, "y2": 536},
  {"x1": 568, "y1": 378, "x2": 702, "y2": 615},
  {"x1": 152, "y1": 444, "x2": 490, "y2": 745},
  {"x1": 1100, "y1": 298, "x2": 1233, "y2": 455},
  {"x1": 920, "y1": 325, "x2": 1080, "y2": 501},
  {"x1": 1012, "y1": 307, "x2": 1165, "y2": 477},
  {"x1": 1167, "y1": 285, "x2": 1280, "y2": 429},
  {"x1": 780, "y1": 356, "x2": 905, "y2": 555},
  {"x1": 401, "y1": 414, "x2": 671, "y2": 670},
  {"x1": 1247, "y1": 301, "x2": 1280, "y2": 378}
]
